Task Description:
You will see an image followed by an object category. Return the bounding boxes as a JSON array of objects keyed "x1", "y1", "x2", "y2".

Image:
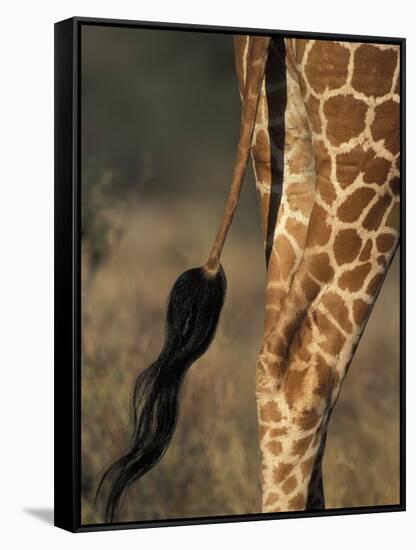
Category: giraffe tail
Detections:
[
  {"x1": 97, "y1": 266, "x2": 226, "y2": 522},
  {"x1": 97, "y1": 36, "x2": 271, "y2": 523}
]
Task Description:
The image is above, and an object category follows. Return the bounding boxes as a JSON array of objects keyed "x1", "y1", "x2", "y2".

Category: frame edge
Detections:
[{"x1": 54, "y1": 17, "x2": 80, "y2": 533}]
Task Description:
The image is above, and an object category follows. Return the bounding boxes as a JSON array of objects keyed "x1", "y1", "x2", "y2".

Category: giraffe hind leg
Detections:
[{"x1": 249, "y1": 37, "x2": 318, "y2": 512}]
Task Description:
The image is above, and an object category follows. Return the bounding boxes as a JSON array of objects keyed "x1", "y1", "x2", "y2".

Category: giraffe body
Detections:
[{"x1": 235, "y1": 36, "x2": 400, "y2": 511}]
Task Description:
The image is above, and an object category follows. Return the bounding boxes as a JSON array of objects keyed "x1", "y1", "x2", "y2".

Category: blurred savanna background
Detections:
[{"x1": 80, "y1": 25, "x2": 401, "y2": 524}]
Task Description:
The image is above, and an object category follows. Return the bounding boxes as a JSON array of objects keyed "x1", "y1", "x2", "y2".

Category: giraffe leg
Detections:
[
  {"x1": 256, "y1": 38, "x2": 400, "y2": 512},
  {"x1": 242, "y1": 38, "x2": 318, "y2": 511}
]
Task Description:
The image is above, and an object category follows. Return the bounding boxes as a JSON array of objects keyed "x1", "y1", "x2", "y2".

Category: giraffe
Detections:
[
  {"x1": 98, "y1": 34, "x2": 400, "y2": 521},
  {"x1": 234, "y1": 35, "x2": 400, "y2": 511}
]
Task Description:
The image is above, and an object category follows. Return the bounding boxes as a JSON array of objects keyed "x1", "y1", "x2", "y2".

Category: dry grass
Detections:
[{"x1": 81, "y1": 198, "x2": 400, "y2": 524}]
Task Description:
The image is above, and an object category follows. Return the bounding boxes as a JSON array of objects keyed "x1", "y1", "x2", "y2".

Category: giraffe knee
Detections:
[{"x1": 255, "y1": 327, "x2": 287, "y2": 395}]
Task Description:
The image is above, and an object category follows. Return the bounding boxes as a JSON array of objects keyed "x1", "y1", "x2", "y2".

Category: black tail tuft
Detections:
[{"x1": 96, "y1": 265, "x2": 227, "y2": 522}]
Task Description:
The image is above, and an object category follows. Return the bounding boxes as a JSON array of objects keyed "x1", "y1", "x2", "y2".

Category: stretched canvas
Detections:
[{"x1": 54, "y1": 17, "x2": 405, "y2": 532}]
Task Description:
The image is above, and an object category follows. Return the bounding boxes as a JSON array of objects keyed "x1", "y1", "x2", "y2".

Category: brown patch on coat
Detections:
[
  {"x1": 364, "y1": 157, "x2": 392, "y2": 186},
  {"x1": 334, "y1": 229, "x2": 362, "y2": 266},
  {"x1": 338, "y1": 262, "x2": 372, "y2": 292},
  {"x1": 314, "y1": 141, "x2": 336, "y2": 206},
  {"x1": 371, "y1": 99, "x2": 400, "y2": 155},
  {"x1": 286, "y1": 217, "x2": 308, "y2": 248},
  {"x1": 306, "y1": 94, "x2": 322, "y2": 133},
  {"x1": 284, "y1": 368, "x2": 309, "y2": 408},
  {"x1": 281, "y1": 475, "x2": 298, "y2": 495},
  {"x1": 319, "y1": 178, "x2": 337, "y2": 207},
  {"x1": 314, "y1": 140, "x2": 331, "y2": 179},
  {"x1": 266, "y1": 358, "x2": 285, "y2": 381},
  {"x1": 270, "y1": 427, "x2": 288, "y2": 438},
  {"x1": 260, "y1": 401, "x2": 282, "y2": 423},
  {"x1": 297, "y1": 344, "x2": 312, "y2": 364},
  {"x1": 290, "y1": 323, "x2": 312, "y2": 363},
  {"x1": 307, "y1": 252, "x2": 334, "y2": 283},
  {"x1": 352, "y1": 299, "x2": 369, "y2": 326},
  {"x1": 376, "y1": 233, "x2": 395, "y2": 253},
  {"x1": 366, "y1": 272, "x2": 383, "y2": 296},
  {"x1": 266, "y1": 440, "x2": 283, "y2": 455},
  {"x1": 297, "y1": 408, "x2": 320, "y2": 431},
  {"x1": 321, "y1": 292, "x2": 353, "y2": 333},
  {"x1": 292, "y1": 434, "x2": 314, "y2": 457},
  {"x1": 288, "y1": 492, "x2": 305, "y2": 510},
  {"x1": 352, "y1": 45, "x2": 398, "y2": 97},
  {"x1": 301, "y1": 275, "x2": 320, "y2": 302},
  {"x1": 337, "y1": 187, "x2": 376, "y2": 222},
  {"x1": 314, "y1": 310, "x2": 346, "y2": 356},
  {"x1": 265, "y1": 492, "x2": 280, "y2": 507},
  {"x1": 253, "y1": 129, "x2": 271, "y2": 164},
  {"x1": 254, "y1": 160, "x2": 272, "y2": 188},
  {"x1": 273, "y1": 462, "x2": 295, "y2": 484},
  {"x1": 314, "y1": 355, "x2": 333, "y2": 398},
  {"x1": 336, "y1": 146, "x2": 391, "y2": 188},
  {"x1": 258, "y1": 424, "x2": 268, "y2": 441},
  {"x1": 324, "y1": 95, "x2": 367, "y2": 146},
  {"x1": 307, "y1": 204, "x2": 332, "y2": 247},
  {"x1": 305, "y1": 41, "x2": 350, "y2": 94},
  {"x1": 362, "y1": 193, "x2": 392, "y2": 231},
  {"x1": 294, "y1": 40, "x2": 308, "y2": 64},
  {"x1": 359, "y1": 239, "x2": 373, "y2": 261}
]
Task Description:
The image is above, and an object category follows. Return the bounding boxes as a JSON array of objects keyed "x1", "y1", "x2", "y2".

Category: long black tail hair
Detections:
[{"x1": 97, "y1": 36, "x2": 271, "y2": 523}]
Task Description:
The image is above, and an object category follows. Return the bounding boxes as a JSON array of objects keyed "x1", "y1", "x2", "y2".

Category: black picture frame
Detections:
[{"x1": 54, "y1": 16, "x2": 406, "y2": 533}]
